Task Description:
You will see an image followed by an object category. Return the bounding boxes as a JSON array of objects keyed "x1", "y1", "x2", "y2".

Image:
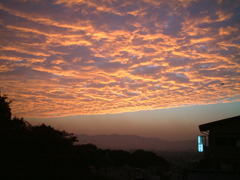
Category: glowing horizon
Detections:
[{"x1": 1, "y1": 0, "x2": 240, "y2": 118}]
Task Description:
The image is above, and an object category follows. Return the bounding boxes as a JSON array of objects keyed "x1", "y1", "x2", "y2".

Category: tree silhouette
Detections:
[
  {"x1": 0, "y1": 94, "x2": 171, "y2": 180},
  {"x1": 0, "y1": 93, "x2": 12, "y2": 121},
  {"x1": 29, "y1": 123, "x2": 77, "y2": 153},
  {"x1": 0, "y1": 94, "x2": 89, "y2": 180},
  {"x1": 131, "y1": 149, "x2": 170, "y2": 168}
]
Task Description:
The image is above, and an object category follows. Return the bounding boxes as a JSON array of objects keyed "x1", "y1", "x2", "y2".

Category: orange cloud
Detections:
[{"x1": 0, "y1": 0, "x2": 239, "y2": 117}]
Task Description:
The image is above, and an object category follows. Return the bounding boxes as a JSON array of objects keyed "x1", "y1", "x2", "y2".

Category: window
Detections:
[{"x1": 198, "y1": 136, "x2": 206, "y2": 152}]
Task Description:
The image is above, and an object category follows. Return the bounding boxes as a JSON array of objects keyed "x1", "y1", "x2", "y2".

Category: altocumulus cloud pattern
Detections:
[{"x1": 0, "y1": 0, "x2": 240, "y2": 117}]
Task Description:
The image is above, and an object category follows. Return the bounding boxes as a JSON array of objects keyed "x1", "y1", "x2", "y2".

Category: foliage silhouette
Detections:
[
  {"x1": 0, "y1": 93, "x2": 12, "y2": 121},
  {"x1": 131, "y1": 149, "x2": 169, "y2": 168},
  {"x1": 0, "y1": 93, "x2": 170, "y2": 180},
  {"x1": 0, "y1": 93, "x2": 89, "y2": 180}
]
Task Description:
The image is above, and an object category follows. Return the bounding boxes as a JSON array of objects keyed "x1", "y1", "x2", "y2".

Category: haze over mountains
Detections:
[{"x1": 77, "y1": 134, "x2": 197, "y2": 151}]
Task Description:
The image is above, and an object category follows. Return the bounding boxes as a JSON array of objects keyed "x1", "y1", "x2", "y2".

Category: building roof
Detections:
[{"x1": 199, "y1": 115, "x2": 240, "y2": 132}]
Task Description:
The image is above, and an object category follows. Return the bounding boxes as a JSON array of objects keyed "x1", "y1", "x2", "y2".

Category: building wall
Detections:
[{"x1": 204, "y1": 122, "x2": 240, "y2": 171}]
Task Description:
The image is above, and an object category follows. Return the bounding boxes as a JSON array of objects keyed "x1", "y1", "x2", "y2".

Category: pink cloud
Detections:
[{"x1": 0, "y1": 0, "x2": 239, "y2": 117}]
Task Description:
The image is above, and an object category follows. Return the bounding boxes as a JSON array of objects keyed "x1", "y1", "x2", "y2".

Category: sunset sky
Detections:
[{"x1": 1, "y1": 0, "x2": 239, "y2": 140}]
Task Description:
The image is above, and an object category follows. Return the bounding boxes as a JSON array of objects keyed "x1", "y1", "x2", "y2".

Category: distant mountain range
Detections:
[{"x1": 76, "y1": 134, "x2": 197, "y2": 151}]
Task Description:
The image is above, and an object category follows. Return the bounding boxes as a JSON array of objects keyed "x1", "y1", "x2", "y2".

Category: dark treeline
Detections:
[{"x1": 0, "y1": 94, "x2": 170, "y2": 180}]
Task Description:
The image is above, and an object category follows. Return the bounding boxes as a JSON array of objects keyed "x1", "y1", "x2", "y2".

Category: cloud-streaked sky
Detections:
[{"x1": 1, "y1": 0, "x2": 239, "y2": 123}]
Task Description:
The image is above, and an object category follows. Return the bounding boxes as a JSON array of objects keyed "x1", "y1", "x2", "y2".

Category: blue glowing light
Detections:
[{"x1": 198, "y1": 136, "x2": 204, "y2": 152}]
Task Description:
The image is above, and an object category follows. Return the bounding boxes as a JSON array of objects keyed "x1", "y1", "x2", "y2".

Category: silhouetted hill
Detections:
[
  {"x1": 77, "y1": 134, "x2": 197, "y2": 151},
  {"x1": 1, "y1": 94, "x2": 172, "y2": 180}
]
